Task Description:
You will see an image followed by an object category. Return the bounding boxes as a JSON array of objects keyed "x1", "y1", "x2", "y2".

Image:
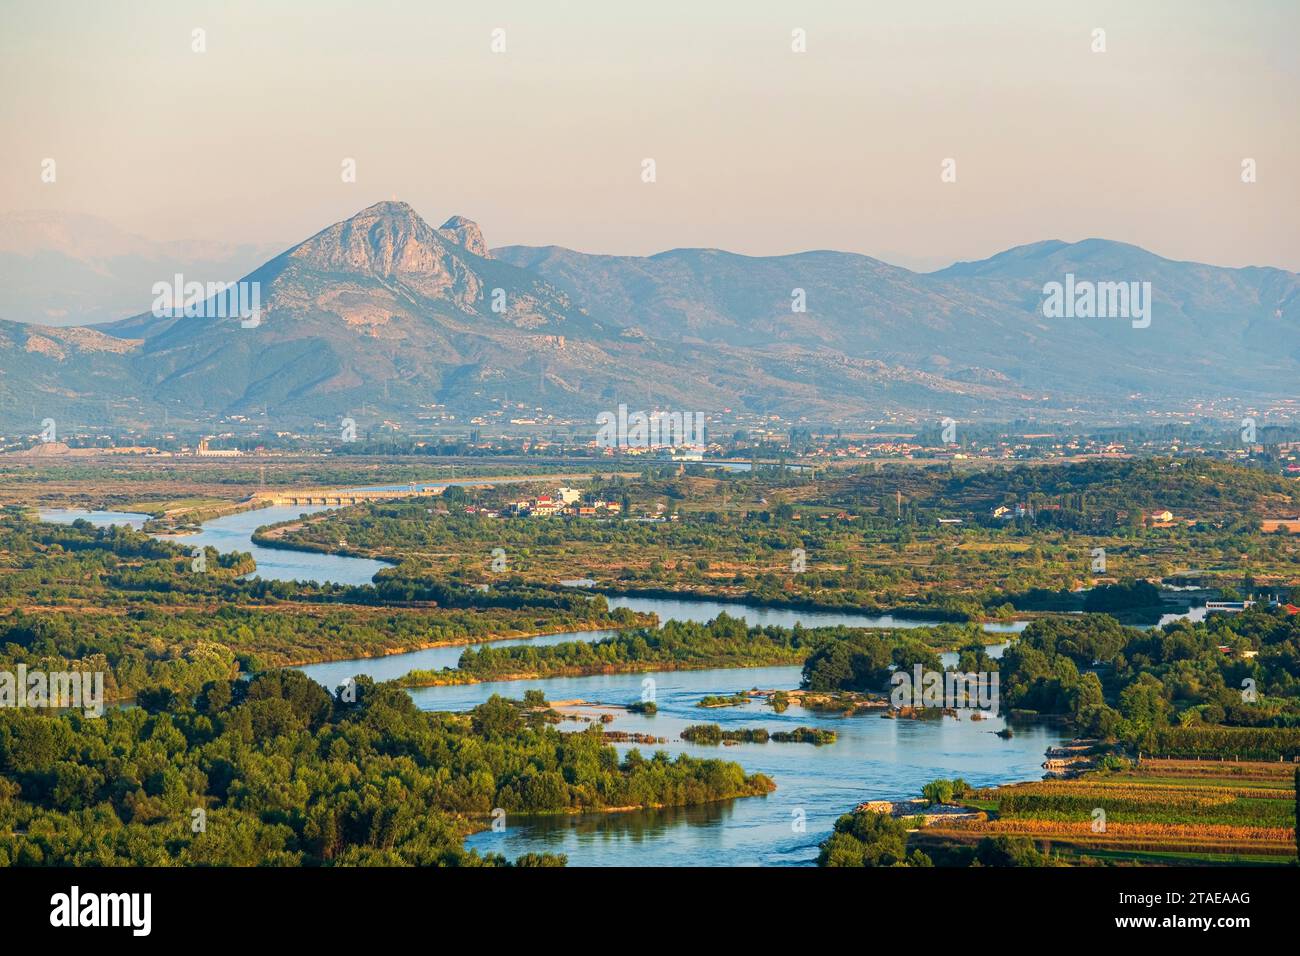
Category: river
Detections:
[
  {"x1": 42, "y1": 505, "x2": 390, "y2": 585},
  {"x1": 297, "y1": 641, "x2": 1064, "y2": 866},
  {"x1": 38, "y1": 503, "x2": 1077, "y2": 866}
]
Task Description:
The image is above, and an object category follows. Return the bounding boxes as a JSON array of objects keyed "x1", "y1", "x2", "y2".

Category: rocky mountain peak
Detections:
[
  {"x1": 438, "y1": 215, "x2": 490, "y2": 258},
  {"x1": 284, "y1": 200, "x2": 451, "y2": 280}
]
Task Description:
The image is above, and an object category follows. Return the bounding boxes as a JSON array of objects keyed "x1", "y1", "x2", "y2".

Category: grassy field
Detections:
[{"x1": 916, "y1": 759, "x2": 1297, "y2": 865}]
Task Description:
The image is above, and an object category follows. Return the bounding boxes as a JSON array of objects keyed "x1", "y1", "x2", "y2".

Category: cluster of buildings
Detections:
[{"x1": 503, "y1": 487, "x2": 625, "y2": 518}]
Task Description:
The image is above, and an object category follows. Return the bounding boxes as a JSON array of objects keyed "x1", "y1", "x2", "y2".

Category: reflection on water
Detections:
[
  {"x1": 35, "y1": 504, "x2": 1109, "y2": 866},
  {"x1": 303, "y1": 640, "x2": 1049, "y2": 866},
  {"x1": 451, "y1": 661, "x2": 1064, "y2": 866},
  {"x1": 475, "y1": 802, "x2": 747, "y2": 866},
  {"x1": 505, "y1": 801, "x2": 736, "y2": 844},
  {"x1": 41, "y1": 506, "x2": 391, "y2": 585},
  {"x1": 42, "y1": 510, "x2": 1207, "y2": 629},
  {"x1": 154, "y1": 506, "x2": 393, "y2": 585},
  {"x1": 40, "y1": 509, "x2": 151, "y2": 531},
  {"x1": 602, "y1": 593, "x2": 1028, "y2": 633},
  {"x1": 297, "y1": 629, "x2": 618, "y2": 689},
  {"x1": 1156, "y1": 605, "x2": 1208, "y2": 627}
]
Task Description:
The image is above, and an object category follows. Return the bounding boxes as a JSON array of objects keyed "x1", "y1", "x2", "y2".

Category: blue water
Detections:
[
  {"x1": 43, "y1": 503, "x2": 1068, "y2": 867},
  {"x1": 155, "y1": 506, "x2": 393, "y2": 585},
  {"x1": 600, "y1": 594, "x2": 1028, "y2": 634},
  {"x1": 297, "y1": 628, "x2": 618, "y2": 689},
  {"x1": 41, "y1": 505, "x2": 390, "y2": 585},
  {"x1": 413, "y1": 661, "x2": 1057, "y2": 867},
  {"x1": 39, "y1": 508, "x2": 151, "y2": 531},
  {"x1": 295, "y1": 634, "x2": 1045, "y2": 867}
]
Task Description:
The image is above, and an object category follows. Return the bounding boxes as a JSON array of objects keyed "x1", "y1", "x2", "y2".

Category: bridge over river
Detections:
[
  {"x1": 247, "y1": 471, "x2": 642, "y2": 509},
  {"x1": 249, "y1": 486, "x2": 446, "y2": 507}
]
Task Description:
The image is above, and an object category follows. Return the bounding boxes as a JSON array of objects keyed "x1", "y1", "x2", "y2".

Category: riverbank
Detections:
[
  {"x1": 247, "y1": 527, "x2": 1006, "y2": 626},
  {"x1": 384, "y1": 613, "x2": 1008, "y2": 691},
  {"x1": 143, "y1": 497, "x2": 272, "y2": 534},
  {"x1": 564, "y1": 584, "x2": 984, "y2": 624},
  {"x1": 392, "y1": 653, "x2": 811, "y2": 688},
  {"x1": 461, "y1": 772, "x2": 779, "y2": 838},
  {"x1": 222, "y1": 488, "x2": 1221, "y2": 636},
  {"x1": 836, "y1": 735, "x2": 1097, "y2": 821},
  {"x1": 25, "y1": 505, "x2": 1074, "y2": 866},
  {"x1": 278, "y1": 615, "x2": 652, "y2": 670}
]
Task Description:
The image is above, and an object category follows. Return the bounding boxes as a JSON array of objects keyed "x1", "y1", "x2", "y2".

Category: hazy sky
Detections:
[{"x1": 2, "y1": 0, "x2": 1297, "y2": 271}]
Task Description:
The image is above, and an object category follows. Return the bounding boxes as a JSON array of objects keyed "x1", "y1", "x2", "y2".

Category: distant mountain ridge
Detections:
[
  {"x1": 0, "y1": 200, "x2": 1296, "y2": 433},
  {"x1": 0, "y1": 210, "x2": 280, "y2": 328},
  {"x1": 494, "y1": 236, "x2": 1300, "y2": 410}
]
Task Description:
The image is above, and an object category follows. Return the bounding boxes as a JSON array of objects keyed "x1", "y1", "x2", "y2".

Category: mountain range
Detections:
[
  {"x1": 0, "y1": 210, "x2": 280, "y2": 328},
  {"x1": 1, "y1": 200, "x2": 1296, "y2": 433}
]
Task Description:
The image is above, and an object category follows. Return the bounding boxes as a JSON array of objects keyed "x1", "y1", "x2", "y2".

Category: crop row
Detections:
[
  {"x1": 934, "y1": 818, "x2": 1294, "y2": 842},
  {"x1": 1012, "y1": 779, "x2": 1292, "y2": 801}
]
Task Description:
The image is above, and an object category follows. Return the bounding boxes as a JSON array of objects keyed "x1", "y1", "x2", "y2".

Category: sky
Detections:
[{"x1": 1, "y1": 0, "x2": 1297, "y2": 271}]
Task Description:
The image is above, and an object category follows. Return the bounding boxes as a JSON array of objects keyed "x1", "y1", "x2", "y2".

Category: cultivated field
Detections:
[{"x1": 916, "y1": 759, "x2": 1297, "y2": 865}]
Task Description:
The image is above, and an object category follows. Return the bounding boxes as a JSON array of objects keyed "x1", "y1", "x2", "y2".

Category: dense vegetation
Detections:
[
  {"x1": 818, "y1": 812, "x2": 936, "y2": 867},
  {"x1": 996, "y1": 608, "x2": 1300, "y2": 746},
  {"x1": 802, "y1": 630, "x2": 946, "y2": 692},
  {"x1": 799, "y1": 606, "x2": 1300, "y2": 752},
  {"x1": 396, "y1": 614, "x2": 979, "y2": 685},
  {"x1": 271, "y1": 458, "x2": 1300, "y2": 620},
  {"x1": 4, "y1": 456, "x2": 1299, "y2": 870},
  {"x1": 0, "y1": 673, "x2": 773, "y2": 866},
  {"x1": 0, "y1": 511, "x2": 645, "y2": 700},
  {"x1": 680, "y1": 724, "x2": 836, "y2": 745}
]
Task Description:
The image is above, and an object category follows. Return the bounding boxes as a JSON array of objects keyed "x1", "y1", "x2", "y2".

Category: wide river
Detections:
[{"x1": 43, "y1": 503, "x2": 1073, "y2": 866}]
